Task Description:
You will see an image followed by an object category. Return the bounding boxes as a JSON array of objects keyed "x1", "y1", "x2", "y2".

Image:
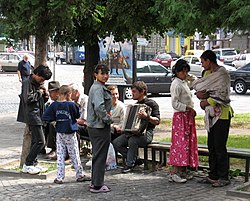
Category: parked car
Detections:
[
  {"x1": 217, "y1": 60, "x2": 236, "y2": 72},
  {"x1": 167, "y1": 52, "x2": 180, "y2": 61},
  {"x1": 153, "y1": 53, "x2": 173, "y2": 68},
  {"x1": 125, "y1": 61, "x2": 173, "y2": 99},
  {"x1": 230, "y1": 63, "x2": 250, "y2": 94},
  {"x1": 212, "y1": 48, "x2": 238, "y2": 66},
  {"x1": 232, "y1": 53, "x2": 250, "y2": 68},
  {"x1": 0, "y1": 52, "x2": 34, "y2": 72},
  {"x1": 171, "y1": 55, "x2": 203, "y2": 77},
  {"x1": 185, "y1": 50, "x2": 204, "y2": 57}
]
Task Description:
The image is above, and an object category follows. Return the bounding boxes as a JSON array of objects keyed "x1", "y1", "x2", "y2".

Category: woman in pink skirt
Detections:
[{"x1": 168, "y1": 59, "x2": 199, "y2": 183}]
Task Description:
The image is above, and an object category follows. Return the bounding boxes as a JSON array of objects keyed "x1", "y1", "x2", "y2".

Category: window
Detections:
[
  {"x1": 137, "y1": 65, "x2": 150, "y2": 73},
  {"x1": 191, "y1": 57, "x2": 200, "y2": 64},
  {"x1": 150, "y1": 65, "x2": 167, "y2": 73}
]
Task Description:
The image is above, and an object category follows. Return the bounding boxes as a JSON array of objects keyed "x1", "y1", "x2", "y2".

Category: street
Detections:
[{"x1": 0, "y1": 63, "x2": 249, "y2": 117}]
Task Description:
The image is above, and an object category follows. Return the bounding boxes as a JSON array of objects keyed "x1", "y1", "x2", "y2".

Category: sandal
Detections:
[
  {"x1": 54, "y1": 178, "x2": 63, "y2": 184},
  {"x1": 212, "y1": 179, "x2": 230, "y2": 187},
  {"x1": 89, "y1": 185, "x2": 111, "y2": 193},
  {"x1": 197, "y1": 176, "x2": 217, "y2": 184},
  {"x1": 77, "y1": 175, "x2": 91, "y2": 182}
]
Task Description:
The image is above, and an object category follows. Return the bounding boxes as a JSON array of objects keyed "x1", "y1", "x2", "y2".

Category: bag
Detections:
[{"x1": 106, "y1": 143, "x2": 117, "y2": 170}]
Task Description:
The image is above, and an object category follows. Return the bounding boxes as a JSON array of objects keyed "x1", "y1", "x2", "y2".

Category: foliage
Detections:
[{"x1": 151, "y1": 0, "x2": 250, "y2": 36}]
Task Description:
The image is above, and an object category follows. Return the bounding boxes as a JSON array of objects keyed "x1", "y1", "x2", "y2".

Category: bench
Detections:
[{"x1": 143, "y1": 142, "x2": 250, "y2": 182}]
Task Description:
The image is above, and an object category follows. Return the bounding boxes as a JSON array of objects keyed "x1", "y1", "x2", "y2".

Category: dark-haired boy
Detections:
[{"x1": 17, "y1": 65, "x2": 52, "y2": 174}]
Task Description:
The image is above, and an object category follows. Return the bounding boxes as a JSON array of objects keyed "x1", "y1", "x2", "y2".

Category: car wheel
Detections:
[
  {"x1": 234, "y1": 80, "x2": 247, "y2": 94},
  {"x1": 125, "y1": 87, "x2": 132, "y2": 99}
]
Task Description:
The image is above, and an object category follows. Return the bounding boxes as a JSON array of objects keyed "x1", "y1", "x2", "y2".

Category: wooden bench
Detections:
[{"x1": 143, "y1": 142, "x2": 250, "y2": 182}]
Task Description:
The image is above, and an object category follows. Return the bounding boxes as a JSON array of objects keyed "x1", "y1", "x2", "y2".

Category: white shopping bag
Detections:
[
  {"x1": 85, "y1": 143, "x2": 117, "y2": 171},
  {"x1": 106, "y1": 143, "x2": 117, "y2": 171}
]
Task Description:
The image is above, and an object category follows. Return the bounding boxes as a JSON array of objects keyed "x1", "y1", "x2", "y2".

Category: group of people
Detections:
[
  {"x1": 168, "y1": 50, "x2": 233, "y2": 188},
  {"x1": 16, "y1": 49, "x2": 232, "y2": 193}
]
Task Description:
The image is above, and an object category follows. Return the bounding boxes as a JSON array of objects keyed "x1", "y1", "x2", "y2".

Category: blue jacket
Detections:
[{"x1": 42, "y1": 101, "x2": 80, "y2": 134}]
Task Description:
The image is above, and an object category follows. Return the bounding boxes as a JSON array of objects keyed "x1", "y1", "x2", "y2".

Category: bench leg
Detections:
[
  {"x1": 159, "y1": 151, "x2": 163, "y2": 164},
  {"x1": 144, "y1": 147, "x2": 149, "y2": 170},
  {"x1": 245, "y1": 158, "x2": 249, "y2": 182},
  {"x1": 163, "y1": 151, "x2": 167, "y2": 166},
  {"x1": 152, "y1": 148, "x2": 156, "y2": 172}
]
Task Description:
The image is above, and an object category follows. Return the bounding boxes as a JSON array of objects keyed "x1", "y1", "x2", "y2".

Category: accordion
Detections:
[{"x1": 122, "y1": 104, "x2": 152, "y2": 135}]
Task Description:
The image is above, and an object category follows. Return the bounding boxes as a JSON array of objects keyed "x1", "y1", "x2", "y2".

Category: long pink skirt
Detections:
[{"x1": 168, "y1": 111, "x2": 199, "y2": 168}]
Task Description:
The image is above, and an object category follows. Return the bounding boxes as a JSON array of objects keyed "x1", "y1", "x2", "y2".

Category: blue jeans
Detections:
[{"x1": 112, "y1": 130, "x2": 153, "y2": 167}]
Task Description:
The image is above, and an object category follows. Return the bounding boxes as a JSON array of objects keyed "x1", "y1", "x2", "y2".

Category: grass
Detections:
[
  {"x1": 160, "y1": 134, "x2": 250, "y2": 149},
  {"x1": 157, "y1": 113, "x2": 250, "y2": 130},
  {"x1": 8, "y1": 161, "x2": 57, "y2": 172}
]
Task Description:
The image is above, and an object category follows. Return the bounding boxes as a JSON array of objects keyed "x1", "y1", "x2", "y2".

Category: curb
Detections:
[{"x1": 227, "y1": 181, "x2": 250, "y2": 199}]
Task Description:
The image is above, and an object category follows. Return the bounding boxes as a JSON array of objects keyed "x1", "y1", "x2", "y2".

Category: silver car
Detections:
[{"x1": 0, "y1": 52, "x2": 34, "y2": 72}]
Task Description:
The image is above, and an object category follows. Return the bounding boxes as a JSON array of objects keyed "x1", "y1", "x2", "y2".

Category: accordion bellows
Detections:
[{"x1": 122, "y1": 104, "x2": 152, "y2": 135}]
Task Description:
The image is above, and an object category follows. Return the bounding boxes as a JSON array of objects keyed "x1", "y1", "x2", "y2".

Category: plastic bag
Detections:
[{"x1": 106, "y1": 143, "x2": 117, "y2": 171}]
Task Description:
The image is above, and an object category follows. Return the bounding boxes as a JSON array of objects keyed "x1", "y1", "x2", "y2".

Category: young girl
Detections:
[
  {"x1": 42, "y1": 85, "x2": 90, "y2": 184},
  {"x1": 168, "y1": 59, "x2": 199, "y2": 183}
]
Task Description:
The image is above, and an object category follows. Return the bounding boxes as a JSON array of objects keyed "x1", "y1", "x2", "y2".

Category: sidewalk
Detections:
[{"x1": 0, "y1": 113, "x2": 249, "y2": 201}]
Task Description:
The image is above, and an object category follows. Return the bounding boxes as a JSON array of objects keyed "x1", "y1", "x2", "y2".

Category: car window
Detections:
[
  {"x1": 222, "y1": 50, "x2": 236, "y2": 56},
  {"x1": 158, "y1": 54, "x2": 171, "y2": 59},
  {"x1": 137, "y1": 65, "x2": 150, "y2": 73},
  {"x1": 9, "y1": 54, "x2": 19, "y2": 60},
  {"x1": 183, "y1": 56, "x2": 191, "y2": 63},
  {"x1": 191, "y1": 57, "x2": 199, "y2": 64},
  {"x1": 149, "y1": 65, "x2": 168, "y2": 73},
  {"x1": 241, "y1": 55, "x2": 246, "y2": 60},
  {"x1": 0, "y1": 55, "x2": 8, "y2": 60}
]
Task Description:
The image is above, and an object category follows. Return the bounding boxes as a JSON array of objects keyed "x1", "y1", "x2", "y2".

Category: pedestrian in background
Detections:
[
  {"x1": 87, "y1": 64, "x2": 112, "y2": 193},
  {"x1": 17, "y1": 65, "x2": 52, "y2": 175},
  {"x1": 168, "y1": 59, "x2": 199, "y2": 183},
  {"x1": 42, "y1": 85, "x2": 90, "y2": 184},
  {"x1": 17, "y1": 54, "x2": 32, "y2": 82}
]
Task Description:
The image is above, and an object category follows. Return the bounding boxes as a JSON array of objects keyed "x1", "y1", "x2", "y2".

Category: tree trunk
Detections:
[
  {"x1": 34, "y1": 33, "x2": 48, "y2": 67},
  {"x1": 84, "y1": 41, "x2": 100, "y2": 95}
]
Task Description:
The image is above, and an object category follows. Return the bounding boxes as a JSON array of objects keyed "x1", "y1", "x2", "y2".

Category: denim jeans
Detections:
[{"x1": 112, "y1": 130, "x2": 153, "y2": 167}]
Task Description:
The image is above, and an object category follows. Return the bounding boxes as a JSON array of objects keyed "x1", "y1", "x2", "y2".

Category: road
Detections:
[{"x1": 0, "y1": 63, "x2": 249, "y2": 117}]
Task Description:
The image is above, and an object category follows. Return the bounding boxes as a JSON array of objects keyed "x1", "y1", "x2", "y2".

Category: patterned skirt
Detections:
[{"x1": 168, "y1": 111, "x2": 199, "y2": 167}]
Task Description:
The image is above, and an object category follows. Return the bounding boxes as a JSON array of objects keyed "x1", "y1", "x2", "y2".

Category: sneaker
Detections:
[
  {"x1": 22, "y1": 164, "x2": 40, "y2": 175},
  {"x1": 121, "y1": 166, "x2": 133, "y2": 173},
  {"x1": 169, "y1": 174, "x2": 187, "y2": 183},
  {"x1": 35, "y1": 165, "x2": 48, "y2": 173}
]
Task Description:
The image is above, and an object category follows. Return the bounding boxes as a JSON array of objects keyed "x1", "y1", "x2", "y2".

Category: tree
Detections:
[
  {"x1": 0, "y1": 0, "x2": 76, "y2": 66},
  {"x1": 151, "y1": 0, "x2": 250, "y2": 36},
  {"x1": 55, "y1": 0, "x2": 167, "y2": 94}
]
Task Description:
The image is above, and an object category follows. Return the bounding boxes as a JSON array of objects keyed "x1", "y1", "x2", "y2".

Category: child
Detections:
[
  {"x1": 168, "y1": 59, "x2": 199, "y2": 183},
  {"x1": 42, "y1": 85, "x2": 90, "y2": 184}
]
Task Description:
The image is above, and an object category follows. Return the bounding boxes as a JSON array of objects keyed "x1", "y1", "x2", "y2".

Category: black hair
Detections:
[
  {"x1": 200, "y1": 50, "x2": 217, "y2": 63},
  {"x1": 33, "y1": 65, "x2": 52, "y2": 80},
  {"x1": 132, "y1": 81, "x2": 148, "y2": 95},
  {"x1": 94, "y1": 64, "x2": 110, "y2": 74},
  {"x1": 172, "y1": 59, "x2": 190, "y2": 77}
]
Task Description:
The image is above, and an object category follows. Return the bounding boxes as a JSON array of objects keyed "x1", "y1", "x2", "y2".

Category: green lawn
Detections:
[{"x1": 158, "y1": 113, "x2": 250, "y2": 130}]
